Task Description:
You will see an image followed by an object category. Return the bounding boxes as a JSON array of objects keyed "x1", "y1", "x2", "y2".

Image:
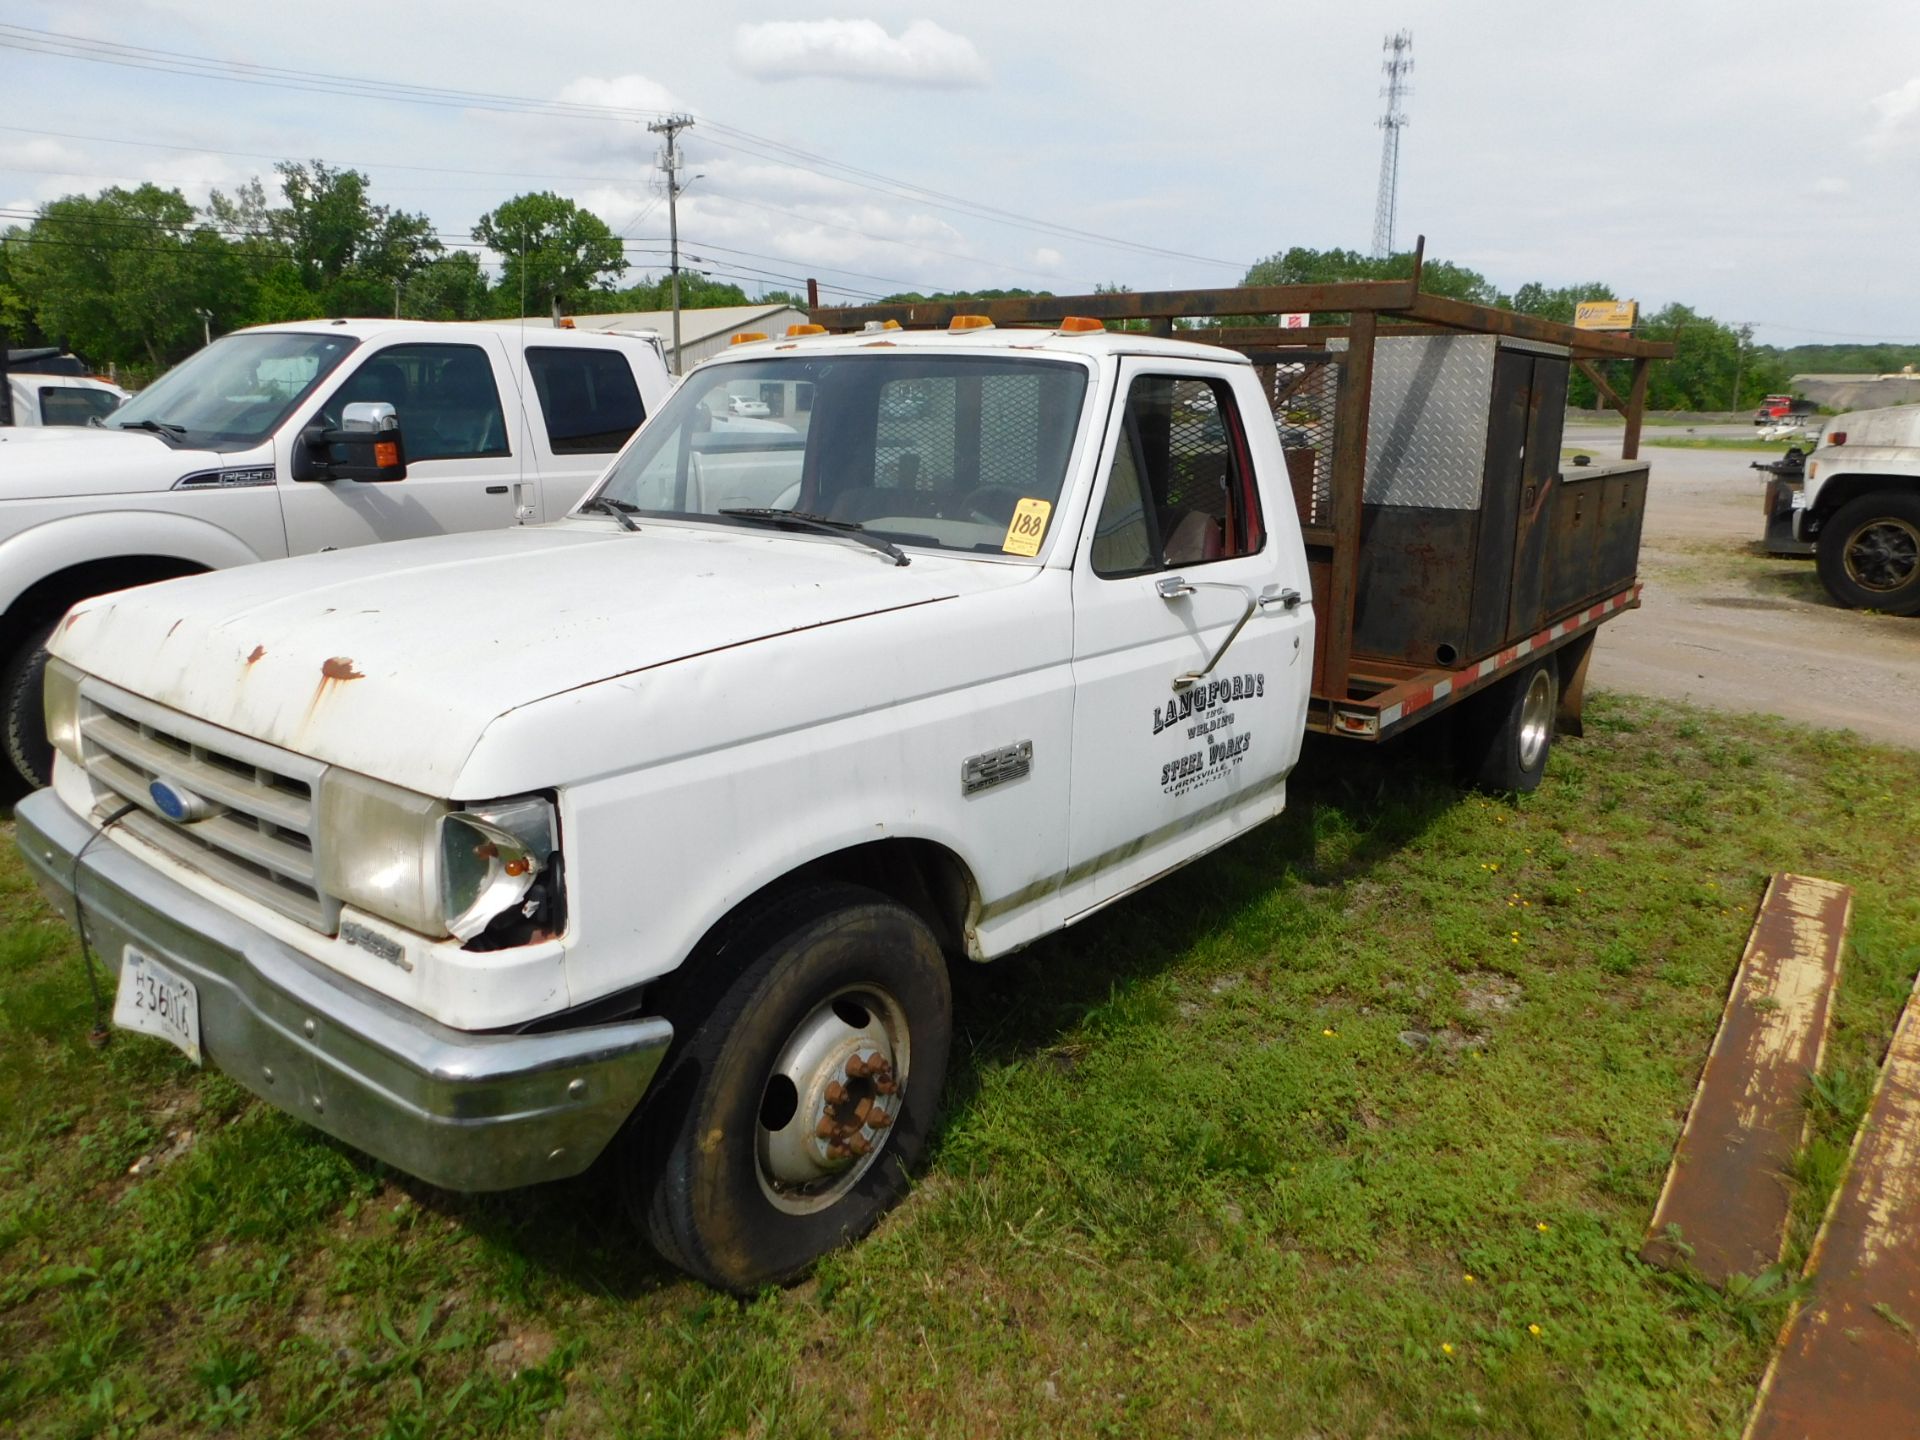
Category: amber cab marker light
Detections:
[
  {"x1": 1827, "y1": 431, "x2": 1846, "y2": 446},
  {"x1": 949, "y1": 315, "x2": 994, "y2": 331},
  {"x1": 730, "y1": 332, "x2": 769, "y2": 345},
  {"x1": 787, "y1": 323, "x2": 827, "y2": 336},
  {"x1": 1058, "y1": 316, "x2": 1105, "y2": 333}
]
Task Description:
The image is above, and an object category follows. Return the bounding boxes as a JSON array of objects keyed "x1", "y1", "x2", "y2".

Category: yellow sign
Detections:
[
  {"x1": 1001, "y1": 497, "x2": 1053, "y2": 556},
  {"x1": 1574, "y1": 300, "x2": 1638, "y2": 332}
]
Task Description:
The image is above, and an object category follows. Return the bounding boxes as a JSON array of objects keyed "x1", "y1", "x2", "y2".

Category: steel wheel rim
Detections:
[
  {"x1": 1843, "y1": 517, "x2": 1920, "y2": 593},
  {"x1": 755, "y1": 984, "x2": 910, "y2": 1216},
  {"x1": 1517, "y1": 669, "x2": 1554, "y2": 771}
]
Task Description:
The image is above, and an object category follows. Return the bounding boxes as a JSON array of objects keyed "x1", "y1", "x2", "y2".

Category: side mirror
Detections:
[{"x1": 295, "y1": 402, "x2": 408, "y2": 483}]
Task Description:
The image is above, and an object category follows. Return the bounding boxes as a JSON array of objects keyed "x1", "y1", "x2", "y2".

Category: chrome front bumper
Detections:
[{"x1": 15, "y1": 788, "x2": 672, "y2": 1192}]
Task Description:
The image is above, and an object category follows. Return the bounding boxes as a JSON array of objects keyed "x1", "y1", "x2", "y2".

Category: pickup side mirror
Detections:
[{"x1": 292, "y1": 401, "x2": 408, "y2": 483}]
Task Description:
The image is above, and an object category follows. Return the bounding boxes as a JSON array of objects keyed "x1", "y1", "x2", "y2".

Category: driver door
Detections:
[
  {"x1": 1061, "y1": 360, "x2": 1313, "y2": 920},
  {"x1": 279, "y1": 337, "x2": 522, "y2": 553}
]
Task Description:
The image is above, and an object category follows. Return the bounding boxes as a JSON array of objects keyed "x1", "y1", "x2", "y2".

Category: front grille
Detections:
[{"x1": 77, "y1": 680, "x2": 339, "y2": 933}]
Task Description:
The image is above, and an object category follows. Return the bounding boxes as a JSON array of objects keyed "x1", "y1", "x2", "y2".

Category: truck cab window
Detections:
[
  {"x1": 324, "y1": 344, "x2": 509, "y2": 463},
  {"x1": 38, "y1": 386, "x2": 122, "y2": 426},
  {"x1": 527, "y1": 347, "x2": 647, "y2": 454},
  {"x1": 1093, "y1": 375, "x2": 1265, "y2": 577}
]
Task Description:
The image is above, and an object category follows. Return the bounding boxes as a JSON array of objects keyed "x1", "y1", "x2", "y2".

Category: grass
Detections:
[{"x1": 2, "y1": 693, "x2": 1917, "y2": 1438}]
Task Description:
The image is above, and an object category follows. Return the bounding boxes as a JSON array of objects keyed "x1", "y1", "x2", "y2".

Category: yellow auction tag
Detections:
[{"x1": 1001, "y1": 497, "x2": 1053, "y2": 556}]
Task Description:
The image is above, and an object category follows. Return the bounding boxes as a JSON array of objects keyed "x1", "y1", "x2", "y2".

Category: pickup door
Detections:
[
  {"x1": 518, "y1": 342, "x2": 655, "y2": 522},
  {"x1": 1063, "y1": 359, "x2": 1311, "y2": 918},
  {"x1": 279, "y1": 336, "x2": 523, "y2": 553}
]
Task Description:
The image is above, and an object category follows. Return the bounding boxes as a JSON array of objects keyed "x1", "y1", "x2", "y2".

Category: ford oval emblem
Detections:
[{"x1": 149, "y1": 778, "x2": 218, "y2": 823}]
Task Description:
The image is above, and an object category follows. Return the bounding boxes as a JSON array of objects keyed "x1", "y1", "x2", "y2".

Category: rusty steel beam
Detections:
[
  {"x1": 1319, "y1": 309, "x2": 1377, "y2": 701},
  {"x1": 812, "y1": 281, "x2": 1418, "y2": 333},
  {"x1": 1745, "y1": 963, "x2": 1920, "y2": 1440},
  {"x1": 1575, "y1": 358, "x2": 1631, "y2": 417},
  {"x1": 1401, "y1": 291, "x2": 1674, "y2": 361},
  {"x1": 1641, "y1": 874, "x2": 1851, "y2": 1285},
  {"x1": 1623, "y1": 358, "x2": 1652, "y2": 460}
]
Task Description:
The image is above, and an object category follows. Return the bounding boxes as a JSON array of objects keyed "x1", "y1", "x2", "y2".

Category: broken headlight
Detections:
[{"x1": 440, "y1": 798, "x2": 557, "y2": 943}]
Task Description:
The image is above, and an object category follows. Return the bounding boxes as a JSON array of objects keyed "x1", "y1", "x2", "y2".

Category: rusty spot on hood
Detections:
[
  {"x1": 320, "y1": 656, "x2": 364, "y2": 682},
  {"x1": 246, "y1": 645, "x2": 266, "y2": 665}
]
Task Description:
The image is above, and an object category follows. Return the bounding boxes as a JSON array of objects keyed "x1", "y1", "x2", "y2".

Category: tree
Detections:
[
  {"x1": 405, "y1": 251, "x2": 491, "y2": 320},
  {"x1": 7, "y1": 185, "x2": 245, "y2": 369},
  {"x1": 269, "y1": 161, "x2": 439, "y2": 315},
  {"x1": 472, "y1": 192, "x2": 626, "y2": 322},
  {"x1": 1239, "y1": 246, "x2": 1501, "y2": 307},
  {"x1": 604, "y1": 272, "x2": 750, "y2": 313}
]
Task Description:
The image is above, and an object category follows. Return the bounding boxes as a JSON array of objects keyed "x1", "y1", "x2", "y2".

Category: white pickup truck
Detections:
[
  {"x1": 0, "y1": 320, "x2": 674, "y2": 788},
  {"x1": 1794, "y1": 404, "x2": 1920, "y2": 614},
  {"x1": 18, "y1": 319, "x2": 1323, "y2": 1288},
  {"x1": 5, "y1": 370, "x2": 130, "y2": 428}
]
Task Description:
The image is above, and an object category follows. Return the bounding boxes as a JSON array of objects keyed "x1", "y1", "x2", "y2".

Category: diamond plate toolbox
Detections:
[{"x1": 1363, "y1": 334, "x2": 1498, "y2": 510}]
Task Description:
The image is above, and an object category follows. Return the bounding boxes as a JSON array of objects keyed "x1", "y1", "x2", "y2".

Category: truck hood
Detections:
[
  {"x1": 0, "y1": 424, "x2": 231, "y2": 498},
  {"x1": 52, "y1": 520, "x2": 1029, "y2": 795}
]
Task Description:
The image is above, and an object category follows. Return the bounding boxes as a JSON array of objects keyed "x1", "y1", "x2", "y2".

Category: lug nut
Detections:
[
  {"x1": 847, "y1": 1135, "x2": 871, "y2": 1156},
  {"x1": 815, "y1": 1117, "x2": 837, "y2": 1138},
  {"x1": 825, "y1": 1080, "x2": 848, "y2": 1104},
  {"x1": 869, "y1": 1109, "x2": 893, "y2": 1129},
  {"x1": 845, "y1": 1054, "x2": 869, "y2": 1078},
  {"x1": 874, "y1": 1077, "x2": 897, "y2": 1095},
  {"x1": 854, "y1": 1096, "x2": 873, "y2": 1122}
]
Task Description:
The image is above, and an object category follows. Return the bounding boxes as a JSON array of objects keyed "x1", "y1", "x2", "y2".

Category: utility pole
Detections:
[
  {"x1": 1372, "y1": 31, "x2": 1413, "y2": 260},
  {"x1": 647, "y1": 113, "x2": 694, "y2": 372}
]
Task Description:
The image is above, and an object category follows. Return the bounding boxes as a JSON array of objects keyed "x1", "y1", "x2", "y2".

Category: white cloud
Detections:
[
  {"x1": 1812, "y1": 176, "x2": 1850, "y2": 195},
  {"x1": 732, "y1": 19, "x2": 988, "y2": 88},
  {"x1": 553, "y1": 74, "x2": 679, "y2": 116},
  {"x1": 1032, "y1": 246, "x2": 1064, "y2": 269},
  {"x1": 1867, "y1": 74, "x2": 1920, "y2": 149}
]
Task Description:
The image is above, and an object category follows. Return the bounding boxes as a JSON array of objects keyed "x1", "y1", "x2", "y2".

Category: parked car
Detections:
[
  {"x1": 5, "y1": 372, "x2": 130, "y2": 427},
  {"x1": 0, "y1": 320, "x2": 672, "y2": 787},
  {"x1": 18, "y1": 285, "x2": 1656, "y2": 1291},
  {"x1": 1792, "y1": 403, "x2": 1920, "y2": 613},
  {"x1": 726, "y1": 394, "x2": 771, "y2": 418}
]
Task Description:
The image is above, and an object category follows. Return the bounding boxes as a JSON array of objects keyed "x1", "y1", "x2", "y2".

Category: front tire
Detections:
[
  {"x1": 2, "y1": 620, "x2": 58, "y2": 790},
  {"x1": 630, "y1": 883, "x2": 952, "y2": 1291},
  {"x1": 1815, "y1": 492, "x2": 1920, "y2": 615}
]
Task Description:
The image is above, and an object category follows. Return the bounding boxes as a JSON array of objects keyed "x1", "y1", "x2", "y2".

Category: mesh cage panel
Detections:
[
  {"x1": 1256, "y1": 355, "x2": 1340, "y2": 526},
  {"x1": 1160, "y1": 379, "x2": 1234, "y2": 523},
  {"x1": 872, "y1": 372, "x2": 1050, "y2": 493}
]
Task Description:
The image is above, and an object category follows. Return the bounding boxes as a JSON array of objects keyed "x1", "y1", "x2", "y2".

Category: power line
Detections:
[{"x1": 0, "y1": 23, "x2": 1250, "y2": 274}]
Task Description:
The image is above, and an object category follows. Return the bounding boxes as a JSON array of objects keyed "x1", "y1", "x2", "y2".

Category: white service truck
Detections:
[
  {"x1": 5, "y1": 371, "x2": 130, "y2": 428},
  {"x1": 17, "y1": 284, "x2": 1657, "y2": 1291},
  {"x1": 0, "y1": 320, "x2": 673, "y2": 787},
  {"x1": 1793, "y1": 404, "x2": 1920, "y2": 614}
]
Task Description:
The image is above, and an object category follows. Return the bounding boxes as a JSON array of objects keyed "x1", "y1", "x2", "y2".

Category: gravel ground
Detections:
[{"x1": 1571, "y1": 424, "x2": 1920, "y2": 749}]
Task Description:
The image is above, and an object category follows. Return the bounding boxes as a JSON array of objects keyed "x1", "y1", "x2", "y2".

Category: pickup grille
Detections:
[{"x1": 76, "y1": 681, "x2": 338, "y2": 933}]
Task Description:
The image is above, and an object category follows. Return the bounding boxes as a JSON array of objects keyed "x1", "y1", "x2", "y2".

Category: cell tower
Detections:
[{"x1": 1372, "y1": 30, "x2": 1413, "y2": 259}]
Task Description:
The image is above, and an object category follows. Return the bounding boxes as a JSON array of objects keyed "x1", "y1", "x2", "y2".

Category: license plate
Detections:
[{"x1": 112, "y1": 946, "x2": 202, "y2": 1065}]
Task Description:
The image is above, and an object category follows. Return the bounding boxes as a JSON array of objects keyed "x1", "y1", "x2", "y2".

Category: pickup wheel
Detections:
[
  {"x1": 1460, "y1": 658, "x2": 1558, "y2": 794},
  {"x1": 631, "y1": 883, "x2": 952, "y2": 1291},
  {"x1": 1815, "y1": 492, "x2": 1920, "y2": 615},
  {"x1": 2, "y1": 620, "x2": 59, "y2": 790}
]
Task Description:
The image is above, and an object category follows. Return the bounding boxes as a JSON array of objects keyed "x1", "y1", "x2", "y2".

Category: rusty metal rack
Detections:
[{"x1": 813, "y1": 241, "x2": 1673, "y2": 742}]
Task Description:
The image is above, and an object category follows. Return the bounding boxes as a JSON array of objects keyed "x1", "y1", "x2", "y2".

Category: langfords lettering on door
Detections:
[{"x1": 1153, "y1": 673, "x2": 1265, "y2": 796}]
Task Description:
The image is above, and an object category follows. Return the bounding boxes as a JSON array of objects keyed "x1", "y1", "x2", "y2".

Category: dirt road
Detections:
[{"x1": 1570, "y1": 425, "x2": 1920, "y2": 748}]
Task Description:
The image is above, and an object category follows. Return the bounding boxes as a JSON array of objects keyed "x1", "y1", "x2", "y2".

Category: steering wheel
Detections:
[{"x1": 961, "y1": 486, "x2": 1021, "y2": 526}]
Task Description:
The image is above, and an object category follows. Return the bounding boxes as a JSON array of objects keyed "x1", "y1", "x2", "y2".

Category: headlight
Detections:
[
  {"x1": 44, "y1": 656, "x2": 83, "y2": 764},
  {"x1": 316, "y1": 770, "x2": 449, "y2": 935},
  {"x1": 316, "y1": 771, "x2": 558, "y2": 942},
  {"x1": 441, "y1": 799, "x2": 555, "y2": 941}
]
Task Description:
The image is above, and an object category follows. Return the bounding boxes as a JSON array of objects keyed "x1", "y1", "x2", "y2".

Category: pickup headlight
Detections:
[
  {"x1": 44, "y1": 656, "x2": 83, "y2": 764},
  {"x1": 317, "y1": 771, "x2": 558, "y2": 943}
]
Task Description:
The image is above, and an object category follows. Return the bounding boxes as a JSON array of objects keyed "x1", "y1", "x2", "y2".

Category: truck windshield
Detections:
[
  {"x1": 108, "y1": 332, "x2": 360, "y2": 449},
  {"x1": 590, "y1": 353, "x2": 1090, "y2": 557}
]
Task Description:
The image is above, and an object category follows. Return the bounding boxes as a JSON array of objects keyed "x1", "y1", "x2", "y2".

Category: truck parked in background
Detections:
[
  {"x1": 18, "y1": 264, "x2": 1668, "y2": 1291},
  {"x1": 1793, "y1": 404, "x2": 1920, "y2": 614},
  {"x1": 3, "y1": 347, "x2": 130, "y2": 428},
  {"x1": 0, "y1": 320, "x2": 673, "y2": 787}
]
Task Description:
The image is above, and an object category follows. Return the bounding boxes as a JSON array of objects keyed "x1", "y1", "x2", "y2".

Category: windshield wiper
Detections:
[
  {"x1": 577, "y1": 496, "x2": 640, "y2": 531},
  {"x1": 718, "y1": 508, "x2": 910, "y2": 567},
  {"x1": 115, "y1": 418, "x2": 188, "y2": 442}
]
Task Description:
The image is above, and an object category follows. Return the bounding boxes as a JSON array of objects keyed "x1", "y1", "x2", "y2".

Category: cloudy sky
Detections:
[{"x1": 4, "y1": 1, "x2": 1918, "y2": 345}]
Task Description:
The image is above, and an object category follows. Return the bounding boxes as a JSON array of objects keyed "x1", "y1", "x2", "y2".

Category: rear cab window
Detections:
[{"x1": 527, "y1": 347, "x2": 647, "y2": 455}]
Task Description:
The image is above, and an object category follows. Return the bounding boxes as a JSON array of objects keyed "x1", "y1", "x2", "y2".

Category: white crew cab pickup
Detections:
[
  {"x1": 18, "y1": 321, "x2": 1316, "y2": 1289},
  {"x1": 1794, "y1": 403, "x2": 1920, "y2": 614},
  {"x1": 0, "y1": 320, "x2": 673, "y2": 788}
]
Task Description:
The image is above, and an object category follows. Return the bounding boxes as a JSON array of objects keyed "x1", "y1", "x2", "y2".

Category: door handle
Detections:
[
  {"x1": 485, "y1": 484, "x2": 509, "y2": 495},
  {"x1": 1156, "y1": 576, "x2": 1290, "y2": 691}
]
